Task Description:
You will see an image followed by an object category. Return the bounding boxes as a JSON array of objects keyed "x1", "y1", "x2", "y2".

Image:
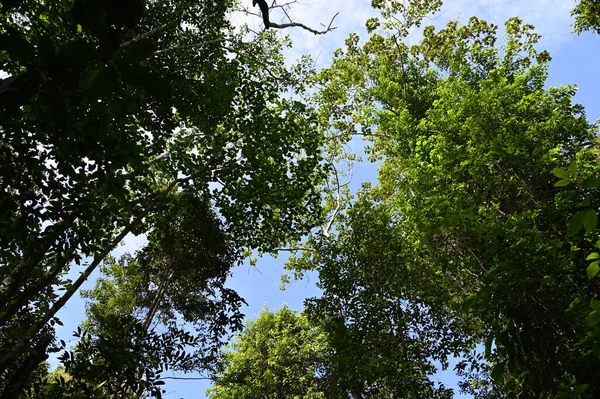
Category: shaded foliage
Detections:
[{"x1": 0, "y1": 0, "x2": 326, "y2": 395}]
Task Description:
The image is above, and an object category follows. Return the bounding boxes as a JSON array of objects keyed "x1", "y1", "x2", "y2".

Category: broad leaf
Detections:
[
  {"x1": 552, "y1": 168, "x2": 569, "y2": 179},
  {"x1": 583, "y1": 209, "x2": 598, "y2": 232},
  {"x1": 586, "y1": 261, "x2": 600, "y2": 279},
  {"x1": 581, "y1": 176, "x2": 600, "y2": 189}
]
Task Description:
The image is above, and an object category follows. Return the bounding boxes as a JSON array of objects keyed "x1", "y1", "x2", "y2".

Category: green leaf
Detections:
[
  {"x1": 552, "y1": 168, "x2": 569, "y2": 179},
  {"x1": 569, "y1": 160, "x2": 578, "y2": 176},
  {"x1": 554, "y1": 179, "x2": 571, "y2": 187},
  {"x1": 573, "y1": 384, "x2": 590, "y2": 396},
  {"x1": 91, "y1": 68, "x2": 120, "y2": 98},
  {"x1": 586, "y1": 261, "x2": 600, "y2": 279},
  {"x1": 581, "y1": 176, "x2": 600, "y2": 189},
  {"x1": 590, "y1": 300, "x2": 600, "y2": 312},
  {"x1": 577, "y1": 197, "x2": 591, "y2": 208},
  {"x1": 491, "y1": 363, "x2": 504, "y2": 382},
  {"x1": 585, "y1": 311, "x2": 600, "y2": 327},
  {"x1": 567, "y1": 211, "x2": 587, "y2": 237},
  {"x1": 586, "y1": 252, "x2": 600, "y2": 260},
  {"x1": 583, "y1": 209, "x2": 598, "y2": 232}
]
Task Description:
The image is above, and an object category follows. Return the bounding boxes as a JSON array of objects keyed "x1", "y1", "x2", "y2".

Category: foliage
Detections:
[
  {"x1": 15, "y1": 192, "x2": 247, "y2": 398},
  {"x1": 290, "y1": 7, "x2": 600, "y2": 399},
  {"x1": 0, "y1": 0, "x2": 326, "y2": 395},
  {"x1": 207, "y1": 306, "x2": 336, "y2": 399},
  {"x1": 303, "y1": 203, "x2": 459, "y2": 399},
  {"x1": 572, "y1": 0, "x2": 600, "y2": 34},
  {"x1": 5, "y1": 0, "x2": 600, "y2": 398}
]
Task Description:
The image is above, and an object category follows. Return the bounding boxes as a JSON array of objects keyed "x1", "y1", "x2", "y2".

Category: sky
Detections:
[{"x1": 52, "y1": 1, "x2": 600, "y2": 398}]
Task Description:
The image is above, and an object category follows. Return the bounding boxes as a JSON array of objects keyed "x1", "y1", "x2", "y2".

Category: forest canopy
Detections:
[{"x1": 1, "y1": 0, "x2": 600, "y2": 398}]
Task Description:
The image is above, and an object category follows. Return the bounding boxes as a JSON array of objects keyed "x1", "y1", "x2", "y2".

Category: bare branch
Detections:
[
  {"x1": 323, "y1": 162, "x2": 353, "y2": 237},
  {"x1": 269, "y1": 0, "x2": 298, "y2": 10},
  {"x1": 120, "y1": 21, "x2": 179, "y2": 49},
  {"x1": 273, "y1": 247, "x2": 315, "y2": 252},
  {"x1": 250, "y1": 0, "x2": 339, "y2": 35},
  {"x1": 267, "y1": 12, "x2": 339, "y2": 35}
]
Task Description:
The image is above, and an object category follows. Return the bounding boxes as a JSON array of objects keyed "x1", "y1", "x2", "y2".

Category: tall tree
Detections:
[
  {"x1": 207, "y1": 305, "x2": 337, "y2": 399},
  {"x1": 0, "y1": 0, "x2": 327, "y2": 393},
  {"x1": 52, "y1": 191, "x2": 246, "y2": 398},
  {"x1": 289, "y1": 6, "x2": 600, "y2": 398}
]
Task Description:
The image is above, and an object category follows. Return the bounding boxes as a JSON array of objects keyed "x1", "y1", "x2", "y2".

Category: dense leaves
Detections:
[
  {"x1": 286, "y1": 7, "x2": 600, "y2": 399},
  {"x1": 573, "y1": 0, "x2": 600, "y2": 34},
  {"x1": 55, "y1": 192, "x2": 248, "y2": 398},
  {"x1": 0, "y1": 0, "x2": 326, "y2": 395},
  {"x1": 4, "y1": 0, "x2": 600, "y2": 398},
  {"x1": 207, "y1": 306, "x2": 335, "y2": 399}
]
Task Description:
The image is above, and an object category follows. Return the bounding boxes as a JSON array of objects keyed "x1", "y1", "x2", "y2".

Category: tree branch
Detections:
[
  {"x1": 323, "y1": 162, "x2": 353, "y2": 237},
  {"x1": 251, "y1": 0, "x2": 339, "y2": 35},
  {"x1": 266, "y1": 18, "x2": 338, "y2": 35},
  {"x1": 0, "y1": 173, "x2": 199, "y2": 372},
  {"x1": 266, "y1": 11, "x2": 339, "y2": 35},
  {"x1": 120, "y1": 21, "x2": 179, "y2": 49}
]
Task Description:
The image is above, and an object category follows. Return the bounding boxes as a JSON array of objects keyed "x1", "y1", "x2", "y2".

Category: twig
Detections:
[
  {"x1": 273, "y1": 247, "x2": 315, "y2": 252},
  {"x1": 267, "y1": 12, "x2": 339, "y2": 35},
  {"x1": 249, "y1": 0, "x2": 339, "y2": 35}
]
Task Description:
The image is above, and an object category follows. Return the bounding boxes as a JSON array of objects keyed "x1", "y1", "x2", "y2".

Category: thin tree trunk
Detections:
[
  {"x1": 142, "y1": 268, "x2": 174, "y2": 332},
  {"x1": 0, "y1": 257, "x2": 68, "y2": 326},
  {"x1": 0, "y1": 175, "x2": 190, "y2": 372},
  {"x1": 0, "y1": 219, "x2": 68, "y2": 310},
  {"x1": 129, "y1": 265, "x2": 175, "y2": 398}
]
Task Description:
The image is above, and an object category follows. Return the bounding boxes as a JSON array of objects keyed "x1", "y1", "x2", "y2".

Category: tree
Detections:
[
  {"x1": 49, "y1": 191, "x2": 246, "y2": 398},
  {"x1": 302, "y1": 203, "x2": 458, "y2": 399},
  {"x1": 207, "y1": 306, "x2": 337, "y2": 399},
  {"x1": 573, "y1": 0, "x2": 600, "y2": 34},
  {"x1": 289, "y1": 7, "x2": 600, "y2": 398},
  {"x1": 0, "y1": 0, "x2": 327, "y2": 393}
]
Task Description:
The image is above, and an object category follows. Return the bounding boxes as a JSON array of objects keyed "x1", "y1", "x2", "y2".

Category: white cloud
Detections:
[
  {"x1": 437, "y1": 0, "x2": 575, "y2": 50},
  {"x1": 231, "y1": 0, "x2": 579, "y2": 68}
]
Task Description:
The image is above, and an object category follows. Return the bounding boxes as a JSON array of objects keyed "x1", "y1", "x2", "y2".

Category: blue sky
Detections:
[{"x1": 54, "y1": 1, "x2": 600, "y2": 398}]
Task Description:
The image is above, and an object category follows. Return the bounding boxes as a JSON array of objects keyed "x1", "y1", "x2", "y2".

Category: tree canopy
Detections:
[
  {"x1": 0, "y1": 0, "x2": 327, "y2": 396},
  {"x1": 2, "y1": 0, "x2": 600, "y2": 398},
  {"x1": 207, "y1": 306, "x2": 335, "y2": 399}
]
